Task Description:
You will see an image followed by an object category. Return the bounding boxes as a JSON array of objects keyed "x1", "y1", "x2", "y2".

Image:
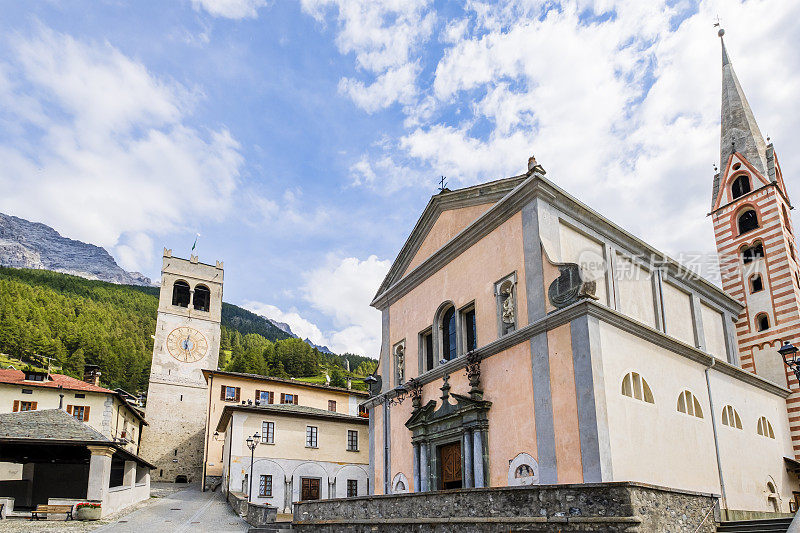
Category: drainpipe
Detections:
[{"x1": 704, "y1": 358, "x2": 728, "y2": 518}]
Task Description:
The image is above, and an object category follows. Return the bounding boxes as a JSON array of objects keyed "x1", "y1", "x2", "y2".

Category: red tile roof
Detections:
[{"x1": 0, "y1": 369, "x2": 113, "y2": 393}]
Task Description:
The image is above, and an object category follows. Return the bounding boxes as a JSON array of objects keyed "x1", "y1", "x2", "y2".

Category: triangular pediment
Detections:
[
  {"x1": 374, "y1": 175, "x2": 527, "y2": 301},
  {"x1": 711, "y1": 152, "x2": 772, "y2": 212}
]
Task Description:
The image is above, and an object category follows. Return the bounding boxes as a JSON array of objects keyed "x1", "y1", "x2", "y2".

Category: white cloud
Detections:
[
  {"x1": 0, "y1": 25, "x2": 243, "y2": 273},
  {"x1": 312, "y1": 0, "x2": 800, "y2": 259},
  {"x1": 242, "y1": 301, "x2": 328, "y2": 346},
  {"x1": 301, "y1": 255, "x2": 390, "y2": 356},
  {"x1": 190, "y1": 0, "x2": 268, "y2": 19},
  {"x1": 242, "y1": 254, "x2": 390, "y2": 356},
  {"x1": 301, "y1": 0, "x2": 435, "y2": 110}
]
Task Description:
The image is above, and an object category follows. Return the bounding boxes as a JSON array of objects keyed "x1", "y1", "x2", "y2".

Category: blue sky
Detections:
[{"x1": 2, "y1": 0, "x2": 799, "y2": 357}]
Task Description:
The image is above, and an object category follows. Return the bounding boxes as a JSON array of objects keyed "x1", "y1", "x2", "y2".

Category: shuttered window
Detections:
[
  {"x1": 220, "y1": 385, "x2": 240, "y2": 402},
  {"x1": 67, "y1": 405, "x2": 90, "y2": 422},
  {"x1": 255, "y1": 390, "x2": 274, "y2": 405}
]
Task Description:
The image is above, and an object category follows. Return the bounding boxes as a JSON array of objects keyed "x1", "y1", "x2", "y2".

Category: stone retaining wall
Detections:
[
  {"x1": 227, "y1": 490, "x2": 278, "y2": 527},
  {"x1": 293, "y1": 482, "x2": 719, "y2": 532}
]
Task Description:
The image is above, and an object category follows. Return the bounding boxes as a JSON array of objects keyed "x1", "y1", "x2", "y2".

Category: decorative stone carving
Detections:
[
  {"x1": 547, "y1": 260, "x2": 598, "y2": 309},
  {"x1": 501, "y1": 285, "x2": 515, "y2": 325},
  {"x1": 464, "y1": 351, "x2": 482, "y2": 400},
  {"x1": 407, "y1": 378, "x2": 423, "y2": 412},
  {"x1": 394, "y1": 342, "x2": 405, "y2": 385}
]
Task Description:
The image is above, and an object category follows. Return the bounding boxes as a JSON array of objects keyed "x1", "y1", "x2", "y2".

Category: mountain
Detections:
[
  {"x1": 0, "y1": 213, "x2": 152, "y2": 286},
  {"x1": 265, "y1": 318, "x2": 334, "y2": 354}
]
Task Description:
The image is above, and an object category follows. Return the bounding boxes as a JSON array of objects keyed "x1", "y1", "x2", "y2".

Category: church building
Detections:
[{"x1": 364, "y1": 32, "x2": 799, "y2": 519}]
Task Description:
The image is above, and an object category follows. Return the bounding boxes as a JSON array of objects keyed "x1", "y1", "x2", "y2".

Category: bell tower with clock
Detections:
[{"x1": 140, "y1": 248, "x2": 223, "y2": 483}]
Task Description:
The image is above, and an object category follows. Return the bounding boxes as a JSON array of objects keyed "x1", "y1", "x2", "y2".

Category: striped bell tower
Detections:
[{"x1": 710, "y1": 29, "x2": 800, "y2": 455}]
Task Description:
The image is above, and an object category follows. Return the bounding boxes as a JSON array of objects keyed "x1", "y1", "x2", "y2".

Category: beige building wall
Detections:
[
  {"x1": 558, "y1": 222, "x2": 608, "y2": 306},
  {"x1": 614, "y1": 254, "x2": 656, "y2": 328},
  {"x1": 388, "y1": 212, "x2": 527, "y2": 383},
  {"x1": 701, "y1": 303, "x2": 727, "y2": 361},
  {"x1": 0, "y1": 385, "x2": 143, "y2": 455},
  {"x1": 204, "y1": 373, "x2": 367, "y2": 478},
  {"x1": 403, "y1": 203, "x2": 495, "y2": 276}
]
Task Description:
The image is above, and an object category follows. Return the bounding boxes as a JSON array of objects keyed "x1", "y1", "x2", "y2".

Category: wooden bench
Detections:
[{"x1": 31, "y1": 504, "x2": 73, "y2": 520}]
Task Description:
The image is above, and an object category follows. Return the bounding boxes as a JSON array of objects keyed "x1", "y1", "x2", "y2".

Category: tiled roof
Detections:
[
  {"x1": 203, "y1": 369, "x2": 370, "y2": 397},
  {"x1": 215, "y1": 402, "x2": 369, "y2": 432},
  {"x1": 0, "y1": 409, "x2": 110, "y2": 442},
  {"x1": 0, "y1": 369, "x2": 113, "y2": 393}
]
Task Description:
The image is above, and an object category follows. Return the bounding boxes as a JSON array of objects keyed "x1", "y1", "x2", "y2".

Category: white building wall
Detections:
[{"x1": 597, "y1": 321, "x2": 794, "y2": 513}]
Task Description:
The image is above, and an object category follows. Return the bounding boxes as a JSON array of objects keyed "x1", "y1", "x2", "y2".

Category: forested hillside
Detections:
[{"x1": 0, "y1": 266, "x2": 376, "y2": 394}]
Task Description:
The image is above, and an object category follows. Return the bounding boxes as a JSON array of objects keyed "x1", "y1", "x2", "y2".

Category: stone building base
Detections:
[{"x1": 292, "y1": 482, "x2": 720, "y2": 532}]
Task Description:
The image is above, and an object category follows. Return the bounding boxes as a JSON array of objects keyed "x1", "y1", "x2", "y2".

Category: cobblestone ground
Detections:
[{"x1": 0, "y1": 483, "x2": 249, "y2": 533}]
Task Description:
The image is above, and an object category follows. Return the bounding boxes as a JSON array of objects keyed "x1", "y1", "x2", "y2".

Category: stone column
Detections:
[
  {"x1": 419, "y1": 444, "x2": 429, "y2": 492},
  {"x1": 87, "y1": 446, "x2": 115, "y2": 502},
  {"x1": 412, "y1": 443, "x2": 420, "y2": 492},
  {"x1": 472, "y1": 431, "x2": 484, "y2": 488},
  {"x1": 463, "y1": 430, "x2": 473, "y2": 489},
  {"x1": 123, "y1": 460, "x2": 136, "y2": 489},
  {"x1": 283, "y1": 477, "x2": 292, "y2": 514}
]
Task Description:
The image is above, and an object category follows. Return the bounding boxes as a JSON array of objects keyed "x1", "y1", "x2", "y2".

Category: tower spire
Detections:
[{"x1": 718, "y1": 28, "x2": 768, "y2": 176}]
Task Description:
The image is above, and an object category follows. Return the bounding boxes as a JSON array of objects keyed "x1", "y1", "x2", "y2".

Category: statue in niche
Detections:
[
  {"x1": 395, "y1": 343, "x2": 405, "y2": 384},
  {"x1": 501, "y1": 282, "x2": 515, "y2": 326}
]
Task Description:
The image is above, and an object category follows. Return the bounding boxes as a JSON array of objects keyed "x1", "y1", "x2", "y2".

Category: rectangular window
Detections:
[
  {"x1": 21, "y1": 389, "x2": 32, "y2": 394},
  {"x1": 68, "y1": 405, "x2": 89, "y2": 421},
  {"x1": 462, "y1": 305, "x2": 477, "y2": 352},
  {"x1": 256, "y1": 390, "x2": 274, "y2": 405},
  {"x1": 261, "y1": 421, "x2": 274, "y2": 444},
  {"x1": 328, "y1": 400, "x2": 337, "y2": 412},
  {"x1": 421, "y1": 329, "x2": 434, "y2": 372},
  {"x1": 281, "y1": 393, "x2": 298, "y2": 405},
  {"x1": 20, "y1": 401, "x2": 35, "y2": 411},
  {"x1": 306, "y1": 426, "x2": 318, "y2": 448},
  {"x1": 259, "y1": 475, "x2": 272, "y2": 497},
  {"x1": 358, "y1": 405, "x2": 368, "y2": 418},
  {"x1": 347, "y1": 479, "x2": 358, "y2": 497},
  {"x1": 347, "y1": 430, "x2": 358, "y2": 451},
  {"x1": 221, "y1": 385, "x2": 240, "y2": 402},
  {"x1": 75, "y1": 393, "x2": 85, "y2": 398}
]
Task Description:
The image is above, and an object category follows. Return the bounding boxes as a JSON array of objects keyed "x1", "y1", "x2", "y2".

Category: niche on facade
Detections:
[
  {"x1": 507, "y1": 452, "x2": 539, "y2": 486},
  {"x1": 494, "y1": 273, "x2": 517, "y2": 336}
]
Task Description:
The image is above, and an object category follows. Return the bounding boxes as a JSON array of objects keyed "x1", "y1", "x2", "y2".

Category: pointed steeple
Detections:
[{"x1": 719, "y1": 28, "x2": 768, "y2": 175}]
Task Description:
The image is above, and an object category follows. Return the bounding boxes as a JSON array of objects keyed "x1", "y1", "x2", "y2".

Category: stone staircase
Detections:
[{"x1": 717, "y1": 518, "x2": 794, "y2": 533}]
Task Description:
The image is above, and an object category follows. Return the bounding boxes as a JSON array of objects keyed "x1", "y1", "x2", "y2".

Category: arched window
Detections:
[
  {"x1": 742, "y1": 243, "x2": 764, "y2": 264},
  {"x1": 731, "y1": 175, "x2": 751, "y2": 199},
  {"x1": 737, "y1": 209, "x2": 759, "y2": 235},
  {"x1": 721, "y1": 405, "x2": 742, "y2": 429},
  {"x1": 441, "y1": 306, "x2": 457, "y2": 361},
  {"x1": 757, "y1": 416, "x2": 775, "y2": 439},
  {"x1": 194, "y1": 284, "x2": 211, "y2": 312},
  {"x1": 791, "y1": 243, "x2": 797, "y2": 262},
  {"x1": 621, "y1": 372, "x2": 654, "y2": 404},
  {"x1": 172, "y1": 280, "x2": 190, "y2": 307},
  {"x1": 756, "y1": 313, "x2": 770, "y2": 332},
  {"x1": 395, "y1": 480, "x2": 405, "y2": 492},
  {"x1": 750, "y1": 274, "x2": 763, "y2": 293},
  {"x1": 677, "y1": 390, "x2": 703, "y2": 418}
]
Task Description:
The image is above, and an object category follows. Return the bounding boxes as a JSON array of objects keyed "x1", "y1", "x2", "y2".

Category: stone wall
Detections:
[
  {"x1": 293, "y1": 482, "x2": 719, "y2": 532},
  {"x1": 227, "y1": 490, "x2": 277, "y2": 527}
]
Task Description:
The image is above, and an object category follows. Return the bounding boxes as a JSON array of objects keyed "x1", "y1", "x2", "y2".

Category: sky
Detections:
[{"x1": 1, "y1": 0, "x2": 799, "y2": 358}]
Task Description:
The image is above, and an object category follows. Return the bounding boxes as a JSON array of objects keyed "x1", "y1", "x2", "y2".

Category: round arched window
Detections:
[
  {"x1": 737, "y1": 209, "x2": 759, "y2": 234},
  {"x1": 731, "y1": 175, "x2": 751, "y2": 199}
]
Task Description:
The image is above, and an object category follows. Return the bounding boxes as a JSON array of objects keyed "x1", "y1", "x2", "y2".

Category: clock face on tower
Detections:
[{"x1": 166, "y1": 326, "x2": 208, "y2": 363}]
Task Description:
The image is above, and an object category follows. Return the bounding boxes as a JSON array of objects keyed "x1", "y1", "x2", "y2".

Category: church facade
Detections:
[{"x1": 365, "y1": 34, "x2": 799, "y2": 518}]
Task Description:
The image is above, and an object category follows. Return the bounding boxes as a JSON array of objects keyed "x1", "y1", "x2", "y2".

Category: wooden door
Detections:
[
  {"x1": 439, "y1": 442, "x2": 462, "y2": 490},
  {"x1": 301, "y1": 477, "x2": 320, "y2": 500}
]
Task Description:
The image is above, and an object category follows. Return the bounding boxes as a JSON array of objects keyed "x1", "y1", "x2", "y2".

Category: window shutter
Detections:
[
  {"x1": 234, "y1": 388, "x2": 240, "y2": 402},
  {"x1": 31, "y1": 402, "x2": 38, "y2": 410},
  {"x1": 220, "y1": 385, "x2": 226, "y2": 400},
  {"x1": 255, "y1": 390, "x2": 261, "y2": 403},
  {"x1": 280, "y1": 393, "x2": 285, "y2": 404},
  {"x1": 84, "y1": 406, "x2": 90, "y2": 422},
  {"x1": 12, "y1": 400, "x2": 19, "y2": 412},
  {"x1": 294, "y1": 395, "x2": 298, "y2": 405},
  {"x1": 269, "y1": 391, "x2": 274, "y2": 404},
  {"x1": 67, "y1": 405, "x2": 73, "y2": 415}
]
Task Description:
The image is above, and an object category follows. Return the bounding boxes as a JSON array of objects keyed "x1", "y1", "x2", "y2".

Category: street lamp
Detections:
[
  {"x1": 245, "y1": 432, "x2": 260, "y2": 502},
  {"x1": 779, "y1": 341, "x2": 800, "y2": 385}
]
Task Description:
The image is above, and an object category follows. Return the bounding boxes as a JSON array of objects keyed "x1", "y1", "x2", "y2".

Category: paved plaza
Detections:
[{"x1": 1, "y1": 484, "x2": 249, "y2": 533}]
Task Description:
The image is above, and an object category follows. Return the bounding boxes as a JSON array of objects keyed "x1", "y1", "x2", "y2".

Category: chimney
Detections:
[{"x1": 83, "y1": 365, "x2": 101, "y2": 387}]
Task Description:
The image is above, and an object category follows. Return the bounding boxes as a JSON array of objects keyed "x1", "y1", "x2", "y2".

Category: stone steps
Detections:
[{"x1": 717, "y1": 518, "x2": 794, "y2": 532}]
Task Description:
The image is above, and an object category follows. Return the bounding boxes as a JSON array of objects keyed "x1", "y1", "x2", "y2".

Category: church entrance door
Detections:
[
  {"x1": 439, "y1": 442, "x2": 462, "y2": 490},
  {"x1": 301, "y1": 477, "x2": 320, "y2": 500}
]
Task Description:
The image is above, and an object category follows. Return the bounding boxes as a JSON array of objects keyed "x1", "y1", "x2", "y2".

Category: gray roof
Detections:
[
  {"x1": 715, "y1": 35, "x2": 768, "y2": 207},
  {"x1": 0, "y1": 409, "x2": 110, "y2": 442}
]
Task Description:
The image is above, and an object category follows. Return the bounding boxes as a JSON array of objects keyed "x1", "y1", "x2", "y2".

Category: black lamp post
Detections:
[
  {"x1": 778, "y1": 341, "x2": 800, "y2": 385},
  {"x1": 246, "y1": 432, "x2": 260, "y2": 503}
]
